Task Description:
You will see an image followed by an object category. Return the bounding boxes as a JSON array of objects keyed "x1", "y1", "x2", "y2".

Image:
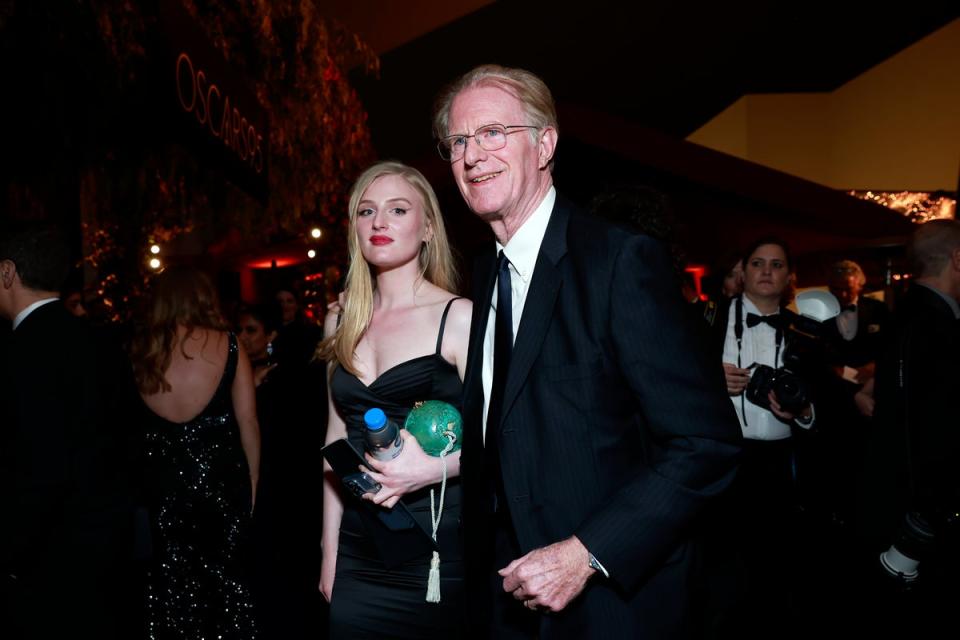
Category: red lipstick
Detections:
[{"x1": 370, "y1": 235, "x2": 393, "y2": 246}]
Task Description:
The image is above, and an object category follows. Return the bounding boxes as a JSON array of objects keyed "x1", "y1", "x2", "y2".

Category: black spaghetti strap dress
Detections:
[{"x1": 327, "y1": 299, "x2": 465, "y2": 639}]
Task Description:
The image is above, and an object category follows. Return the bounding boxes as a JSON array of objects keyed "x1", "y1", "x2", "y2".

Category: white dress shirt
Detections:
[
  {"x1": 722, "y1": 295, "x2": 814, "y2": 441},
  {"x1": 835, "y1": 302, "x2": 859, "y2": 341},
  {"x1": 13, "y1": 298, "x2": 58, "y2": 330},
  {"x1": 481, "y1": 187, "x2": 556, "y2": 443}
]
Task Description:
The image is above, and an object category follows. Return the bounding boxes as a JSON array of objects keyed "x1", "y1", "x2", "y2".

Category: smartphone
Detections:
[
  {"x1": 322, "y1": 438, "x2": 380, "y2": 496},
  {"x1": 321, "y1": 437, "x2": 437, "y2": 563},
  {"x1": 343, "y1": 471, "x2": 381, "y2": 499},
  {"x1": 320, "y1": 438, "x2": 415, "y2": 530}
]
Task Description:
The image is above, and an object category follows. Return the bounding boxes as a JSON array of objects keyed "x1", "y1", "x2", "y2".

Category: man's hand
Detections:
[
  {"x1": 854, "y1": 377, "x2": 876, "y2": 417},
  {"x1": 499, "y1": 536, "x2": 596, "y2": 613}
]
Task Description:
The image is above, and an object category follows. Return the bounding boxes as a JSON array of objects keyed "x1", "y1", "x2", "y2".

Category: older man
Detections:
[{"x1": 433, "y1": 65, "x2": 742, "y2": 639}]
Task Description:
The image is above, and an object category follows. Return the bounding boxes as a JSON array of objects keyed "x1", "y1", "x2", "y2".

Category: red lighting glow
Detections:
[
  {"x1": 246, "y1": 258, "x2": 299, "y2": 269},
  {"x1": 684, "y1": 265, "x2": 707, "y2": 301}
]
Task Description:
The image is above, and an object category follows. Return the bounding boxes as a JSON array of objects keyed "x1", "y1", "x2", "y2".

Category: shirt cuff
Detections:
[{"x1": 794, "y1": 403, "x2": 816, "y2": 429}]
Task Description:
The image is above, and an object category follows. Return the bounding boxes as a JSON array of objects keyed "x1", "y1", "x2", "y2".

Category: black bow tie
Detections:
[
  {"x1": 746, "y1": 312, "x2": 784, "y2": 329},
  {"x1": 843, "y1": 304, "x2": 858, "y2": 313}
]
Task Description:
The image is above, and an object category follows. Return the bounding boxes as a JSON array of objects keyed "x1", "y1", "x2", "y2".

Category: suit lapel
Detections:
[
  {"x1": 463, "y1": 249, "x2": 498, "y2": 429},
  {"x1": 499, "y1": 200, "x2": 570, "y2": 426}
]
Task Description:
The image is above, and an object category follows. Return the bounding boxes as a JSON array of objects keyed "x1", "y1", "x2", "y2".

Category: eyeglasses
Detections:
[{"x1": 436, "y1": 124, "x2": 540, "y2": 162}]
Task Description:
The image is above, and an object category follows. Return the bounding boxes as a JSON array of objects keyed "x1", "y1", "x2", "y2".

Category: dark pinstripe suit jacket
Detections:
[{"x1": 461, "y1": 195, "x2": 743, "y2": 638}]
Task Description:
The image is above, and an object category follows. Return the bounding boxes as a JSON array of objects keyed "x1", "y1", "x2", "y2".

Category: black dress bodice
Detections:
[{"x1": 331, "y1": 352, "x2": 464, "y2": 454}]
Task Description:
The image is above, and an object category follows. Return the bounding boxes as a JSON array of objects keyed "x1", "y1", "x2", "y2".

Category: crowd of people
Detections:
[{"x1": 2, "y1": 64, "x2": 958, "y2": 640}]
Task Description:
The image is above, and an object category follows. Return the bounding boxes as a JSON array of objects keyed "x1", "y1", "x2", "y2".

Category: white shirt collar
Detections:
[
  {"x1": 496, "y1": 187, "x2": 556, "y2": 283},
  {"x1": 740, "y1": 294, "x2": 778, "y2": 316},
  {"x1": 13, "y1": 298, "x2": 59, "y2": 330}
]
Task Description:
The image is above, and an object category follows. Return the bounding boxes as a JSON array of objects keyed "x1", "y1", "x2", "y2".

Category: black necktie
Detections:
[
  {"x1": 485, "y1": 251, "x2": 512, "y2": 512},
  {"x1": 746, "y1": 312, "x2": 783, "y2": 330}
]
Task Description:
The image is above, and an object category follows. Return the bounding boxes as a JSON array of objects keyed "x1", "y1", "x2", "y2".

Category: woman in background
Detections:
[{"x1": 131, "y1": 266, "x2": 260, "y2": 639}]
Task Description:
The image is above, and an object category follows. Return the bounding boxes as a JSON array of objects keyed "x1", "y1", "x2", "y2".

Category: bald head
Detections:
[{"x1": 909, "y1": 219, "x2": 960, "y2": 278}]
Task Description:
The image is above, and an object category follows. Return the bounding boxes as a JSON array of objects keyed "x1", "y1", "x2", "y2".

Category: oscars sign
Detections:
[
  {"x1": 175, "y1": 52, "x2": 265, "y2": 176},
  {"x1": 159, "y1": 0, "x2": 269, "y2": 202}
]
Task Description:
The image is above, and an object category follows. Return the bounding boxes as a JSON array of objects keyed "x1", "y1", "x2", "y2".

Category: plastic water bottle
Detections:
[{"x1": 363, "y1": 408, "x2": 403, "y2": 461}]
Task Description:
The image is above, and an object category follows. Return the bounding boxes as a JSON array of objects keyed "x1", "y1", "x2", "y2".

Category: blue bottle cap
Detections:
[{"x1": 364, "y1": 408, "x2": 387, "y2": 431}]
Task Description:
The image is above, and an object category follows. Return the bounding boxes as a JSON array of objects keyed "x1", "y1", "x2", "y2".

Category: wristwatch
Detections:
[{"x1": 588, "y1": 552, "x2": 609, "y2": 578}]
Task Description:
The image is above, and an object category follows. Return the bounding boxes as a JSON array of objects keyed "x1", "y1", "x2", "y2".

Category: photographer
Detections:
[{"x1": 718, "y1": 237, "x2": 815, "y2": 636}]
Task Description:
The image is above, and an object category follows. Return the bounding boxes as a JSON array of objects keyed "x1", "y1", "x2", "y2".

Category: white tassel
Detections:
[
  {"x1": 426, "y1": 433, "x2": 457, "y2": 604},
  {"x1": 426, "y1": 550, "x2": 441, "y2": 603}
]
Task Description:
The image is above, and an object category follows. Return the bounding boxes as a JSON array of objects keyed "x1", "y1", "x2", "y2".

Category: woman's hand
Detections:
[
  {"x1": 326, "y1": 291, "x2": 347, "y2": 318},
  {"x1": 723, "y1": 362, "x2": 750, "y2": 396},
  {"x1": 361, "y1": 431, "x2": 440, "y2": 509},
  {"x1": 767, "y1": 391, "x2": 812, "y2": 423},
  {"x1": 319, "y1": 552, "x2": 336, "y2": 603}
]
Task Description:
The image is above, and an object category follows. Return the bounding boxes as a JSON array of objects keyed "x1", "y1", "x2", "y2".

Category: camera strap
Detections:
[{"x1": 734, "y1": 296, "x2": 785, "y2": 427}]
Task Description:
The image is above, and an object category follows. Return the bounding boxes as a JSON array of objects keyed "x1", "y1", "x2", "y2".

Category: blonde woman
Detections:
[
  {"x1": 130, "y1": 266, "x2": 260, "y2": 638},
  {"x1": 318, "y1": 161, "x2": 471, "y2": 638}
]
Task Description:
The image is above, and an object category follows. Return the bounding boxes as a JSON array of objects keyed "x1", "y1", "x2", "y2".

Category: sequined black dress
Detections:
[
  {"x1": 327, "y1": 299, "x2": 465, "y2": 639},
  {"x1": 141, "y1": 333, "x2": 257, "y2": 639}
]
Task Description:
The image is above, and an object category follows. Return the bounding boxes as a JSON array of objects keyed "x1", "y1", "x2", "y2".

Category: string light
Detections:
[
  {"x1": 150, "y1": 244, "x2": 160, "y2": 254},
  {"x1": 149, "y1": 258, "x2": 161, "y2": 270},
  {"x1": 848, "y1": 190, "x2": 956, "y2": 224},
  {"x1": 310, "y1": 228, "x2": 322, "y2": 239},
  {"x1": 307, "y1": 249, "x2": 316, "y2": 259}
]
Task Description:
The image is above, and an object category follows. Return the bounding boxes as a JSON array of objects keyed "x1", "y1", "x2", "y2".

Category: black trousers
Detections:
[{"x1": 488, "y1": 508, "x2": 539, "y2": 640}]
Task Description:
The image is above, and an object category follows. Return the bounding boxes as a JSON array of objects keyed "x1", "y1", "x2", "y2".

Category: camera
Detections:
[
  {"x1": 878, "y1": 508, "x2": 960, "y2": 584},
  {"x1": 746, "y1": 362, "x2": 809, "y2": 415},
  {"x1": 879, "y1": 511, "x2": 934, "y2": 583},
  {"x1": 738, "y1": 290, "x2": 841, "y2": 416}
]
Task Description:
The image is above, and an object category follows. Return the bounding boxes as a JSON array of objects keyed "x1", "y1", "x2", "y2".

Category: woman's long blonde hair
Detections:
[
  {"x1": 130, "y1": 265, "x2": 229, "y2": 394},
  {"x1": 317, "y1": 161, "x2": 458, "y2": 375}
]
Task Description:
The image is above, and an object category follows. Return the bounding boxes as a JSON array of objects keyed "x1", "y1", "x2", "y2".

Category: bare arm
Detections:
[
  {"x1": 445, "y1": 297, "x2": 473, "y2": 383},
  {"x1": 320, "y1": 313, "x2": 346, "y2": 602},
  {"x1": 231, "y1": 341, "x2": 261, "y2": 509}
]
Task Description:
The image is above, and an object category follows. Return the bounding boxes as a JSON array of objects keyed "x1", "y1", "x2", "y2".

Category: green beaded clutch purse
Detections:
[{"x1": 404, "y1": 400, "x2": 463, "y2": 457}]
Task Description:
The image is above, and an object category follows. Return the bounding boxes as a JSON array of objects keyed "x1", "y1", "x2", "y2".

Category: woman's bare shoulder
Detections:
[{"x1": 445, "y1": 297, "x2": 472, "y2": 332}]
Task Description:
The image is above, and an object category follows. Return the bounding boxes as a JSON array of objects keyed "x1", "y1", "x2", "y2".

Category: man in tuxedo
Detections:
[
  {"x1": 813, "y1": 260, "x2": 891, "y2": 526},
  {"x1": 433, "y1": 65, "x2": 742, "y2": 638},
  {"x1": 825, "y1": 260, "x2": 888, "y2": 382},
  {"x1": 0, "y1": 224, "x2": 131, "y2": 639}
]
